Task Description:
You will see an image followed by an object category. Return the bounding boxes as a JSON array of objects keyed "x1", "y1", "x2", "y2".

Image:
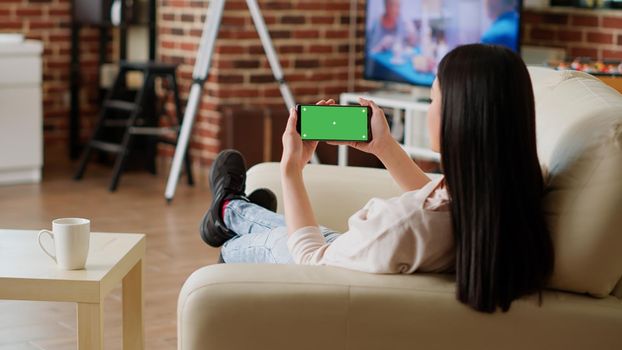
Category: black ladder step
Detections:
[
  {"x1": 90, "y1": 140, "x2": 124, "y2": 153},
  {"x1": 104, "y1": 100, "x2": 139, "y2": 112},
  {"x1": 121, "y1": 61, "x2": 178, "y2": 73},
  {"x1": 128, "y1": 126, "x2": 180, "y2": 136},
  {"x1": 103, "y1": 119, "x2": 131, "y2": 127}
]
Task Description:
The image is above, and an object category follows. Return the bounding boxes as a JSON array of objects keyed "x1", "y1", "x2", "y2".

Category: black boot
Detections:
[
  {"x1": 247, "y1": 188, "x2": 277, "y2": 213},
  {"x1": 200, "y1": 150, "x2": 247, "y2": 247}
]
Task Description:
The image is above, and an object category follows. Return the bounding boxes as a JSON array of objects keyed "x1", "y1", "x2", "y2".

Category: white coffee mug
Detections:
[{"x1": 38, "y1": 218, "x2": 91, "y2": 270}]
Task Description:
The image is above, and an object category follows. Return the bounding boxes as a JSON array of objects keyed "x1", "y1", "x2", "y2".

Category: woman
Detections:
[
  {"x1": 366, "y1": 0, "x2": 417, "y2": 54},
  {"x1": 200, "y1": 44, "x2": 554, "y2": 313}
]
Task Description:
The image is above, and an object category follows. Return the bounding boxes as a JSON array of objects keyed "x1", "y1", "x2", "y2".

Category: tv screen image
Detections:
[{"x1": 364, "y1": 0, "x2": 522, "y2": 87}]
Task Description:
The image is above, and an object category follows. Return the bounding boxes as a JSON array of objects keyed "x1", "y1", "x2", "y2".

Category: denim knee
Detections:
[{"x1": 221, "y1": 226, "x2": 294, "y2": 264}]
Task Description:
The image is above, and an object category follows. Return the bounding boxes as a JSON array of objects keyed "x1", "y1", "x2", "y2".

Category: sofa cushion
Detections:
[{"x1": 529, "y1": 67, "x2": 622, "y2": 296}]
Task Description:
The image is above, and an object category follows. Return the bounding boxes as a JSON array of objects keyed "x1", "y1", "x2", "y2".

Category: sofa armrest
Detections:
[{"x1": 245, "y1": 163, "x2": 402, "y2": 232}]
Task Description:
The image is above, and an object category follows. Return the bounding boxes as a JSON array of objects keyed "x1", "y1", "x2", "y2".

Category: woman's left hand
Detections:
[{"x1": 281, "y1": 99, "x2": 335, "y2": 174}]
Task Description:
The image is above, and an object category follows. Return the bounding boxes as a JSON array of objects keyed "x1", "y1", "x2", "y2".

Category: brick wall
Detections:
[
  {"x1": 1, "y1": 0, "x2": 369, "y2": 167},
  {"x1": 522, "y1": 7, "x2": 622, "y2": 60},
  {"x1": 0, "y1": 0, "x2": 102, "y2": 147},
  {"x1": 158, "y1": 0, "x2": 372, "y2": 167},
  {"x1": 4, "y1": 1, "x2": 621, "y2": 168}
]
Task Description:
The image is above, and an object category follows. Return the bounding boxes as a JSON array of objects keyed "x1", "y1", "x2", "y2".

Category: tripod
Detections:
[{"x1": 164, "y1": 0, "x2": 317, "y2": 202}]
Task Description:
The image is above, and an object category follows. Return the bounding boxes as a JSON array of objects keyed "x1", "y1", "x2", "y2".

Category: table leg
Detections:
[
  {"x1": 77, "y1": 302, "x2": 103, "y2": 350},
  {"x1": 123, "y1": 259, "x2": 144, "y2": 349}
]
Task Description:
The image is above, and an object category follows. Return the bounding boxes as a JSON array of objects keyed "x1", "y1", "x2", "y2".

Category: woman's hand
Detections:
[
  {"x1": 281, "y1": 99, "x2": 335, "y2": 174},
  {"x1": 327, "y1": 98, "x2": 395, "y2": 158}
]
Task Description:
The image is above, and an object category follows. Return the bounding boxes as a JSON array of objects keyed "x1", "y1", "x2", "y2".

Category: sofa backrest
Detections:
[{"x1": 529, "y1": 66, "x2": 622, "y2": 297}]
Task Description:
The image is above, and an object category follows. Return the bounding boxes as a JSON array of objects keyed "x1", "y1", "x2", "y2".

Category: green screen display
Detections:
[{"x1": 300, "y1": 105, "x2": 369, "y2": 141}]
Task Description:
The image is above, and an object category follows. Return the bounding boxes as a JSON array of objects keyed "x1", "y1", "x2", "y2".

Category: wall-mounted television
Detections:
[{"x1": 364, "y1": 0, "x2": 522, "y2": 87}]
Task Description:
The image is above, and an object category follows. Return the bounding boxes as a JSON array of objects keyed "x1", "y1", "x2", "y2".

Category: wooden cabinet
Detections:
[{"x1": 0, "y1": 40, "x2": 43, "y2": 185}]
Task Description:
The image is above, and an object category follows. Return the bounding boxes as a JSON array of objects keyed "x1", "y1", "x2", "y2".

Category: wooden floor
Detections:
[{"x1": 0, "y1": 151, "x2": 219, "y2": 350}]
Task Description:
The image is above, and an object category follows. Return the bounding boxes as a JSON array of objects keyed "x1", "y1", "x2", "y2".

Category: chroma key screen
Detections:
[{"x1": 299, "y1": 105, "x2": 370, "y2": 142}]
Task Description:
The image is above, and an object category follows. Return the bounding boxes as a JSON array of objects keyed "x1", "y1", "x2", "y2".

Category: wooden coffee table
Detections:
[{"x1": 0, "y1": 229, "x2": 146, "y2": 349}]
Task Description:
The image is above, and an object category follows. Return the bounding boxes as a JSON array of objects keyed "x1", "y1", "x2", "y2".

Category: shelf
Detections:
[
  {"x1": 340, "y1": 92, "x2": 431, "y2": 112},
  {"x1": 339, "y1": 91, "x2": 437, "y2": 166}
]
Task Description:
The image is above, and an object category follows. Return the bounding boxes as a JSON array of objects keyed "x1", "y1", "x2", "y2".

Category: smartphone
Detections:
[{"x1": 296, "y1": 104, "x2": 372, "y2": 142}]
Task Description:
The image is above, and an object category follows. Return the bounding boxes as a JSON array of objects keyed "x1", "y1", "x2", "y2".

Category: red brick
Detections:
[
  {"x1": 212, "y1": 74, "x2": 244, "y2": 84},
  {"x1": 294, "y1": 59, "x2": 320, "y2": 68},
  {"x1": 263, "y1": 15, "x2": 277, "y2": 25},
  {"x1": 161, "y1": 41, "x2": 176, "y2": 49},
  {"x1": 521, "y1": 11, "x2": 541, "y2": 25},
  {"x1": 16, "y1": 8, "x2": 43, "y2": 16},
  {"x1": 180, "y1": 42, "x2": 198, "y2": 51},
  {"x1": 602, "y1": 17, "x2": 622, "y2": 29},
  {"x1": 180, "y1": 14, "x2": 194, "y2": 22},
  {"x1": 618, "y1": 34, "x2": 622, "y2": 46},
  {"x1": 330, "y1": 3, "x2": 351, "y2": 11},
  {"x1": 250, "y1": 74, "x2": 274, "y2": 84},
  {"x1": 262, "y1": 87, "x2": 282, "y2": 97},
  {"x1": 281, "y1": 15, "x2": 305, "y2": 24},
  {"x1": 325, "y1": 86, "x2": 348, "y2": 95},
  {"x1": 326, "y1": 29, "x2": 349, "y2": 39},
  {"x1": 308, "y1": 72, "x2": 338, "y2": 81},
  {"x1": 311, "y1": 16, "x2": 334, "y2": 25},
  {"x1": 569, "y1": 47, "x2": 598, "y2": 59},
  {"x1": 309, "y1": 45, "x2": 333, "y2": 53},
  {"x1": 0, "y1": 21, "x2": 23, "y2": 30},
  {"x1": 296, "y1": 3, "x2": 328, "y2": 10},
  {"x1": 221, "y1": 16, "x2": 246, "y2": 26},
  {"x1": 264, "y1": 1, "x2": 293, "y2": 10},
  {"x1": 293, "y1": 86, "x2": 321, "y2": 95},
  {"x1": 587, "y1": 32, "x2": 613, "y2": 44},
  {"x1": 324, "y1": 58, "x2": 349, "y2": 67},
  {"x1": 530, "y1": 28, "x2": 554, "y2": 41},
  {"x1": 233, "y1": 59, "x2": 260, "y2": 69},
  {"x1": 557, "y1": 30, "x2": 583, "y2": 43},
  {"x1": 223, "y1": 0, "x2": 246, "y2": 11},
  {"x1": 29, "y1": 20, "x2": 55, "y2": 29},
  {"x1": 279, "y1": 44, "x2": 304, "y2": 54},
  {"x1": 293, "y1": 30, "x2": 320, "y2": 39},
  {"x1": 48, "y1": 32, "x2": 70, "y2": 42},
  {"x1": 216, "y1": 45, "x2": 245, "y2": 54},
  {"x1": 571, "y1": 15, "x2": 599, "y2": 27},
  {"x1": 219, "y1": 30, "x2": 258, "y2": 40},
  {"x1": 542, "y1": 14, "x2": 568, "y2": 25},
  {"x1": 267, "y1": 30, "x2": 290, "y2": 39},
  {"x1": 603, "y1": 49, "x2": 622, "y2": 60},
  {"x1": 49, "y1": 8, "x2": 70, "y2": 17},
  {"x1": 248, "y1": 45, "x2": 264, "y2": 54}
]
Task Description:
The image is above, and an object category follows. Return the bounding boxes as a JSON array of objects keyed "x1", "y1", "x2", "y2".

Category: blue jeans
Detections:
[{"x1": 221, "y1": 199, "x2": 341, "y2": 264}]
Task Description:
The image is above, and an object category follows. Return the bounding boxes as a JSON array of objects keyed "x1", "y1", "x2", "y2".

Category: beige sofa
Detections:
[{"x1": 178, "y1": 67, "x2": 622, "y2": 349}]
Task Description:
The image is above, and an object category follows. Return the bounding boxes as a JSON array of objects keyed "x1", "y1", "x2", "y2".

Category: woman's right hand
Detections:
[{"x1": 327, "y1": 98, "x2": 395, "y2": 157}]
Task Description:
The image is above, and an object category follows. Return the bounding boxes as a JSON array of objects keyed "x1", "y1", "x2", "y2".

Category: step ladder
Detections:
[{"x1": 73, "y1": 61, "x2": 194, "y2": 191}]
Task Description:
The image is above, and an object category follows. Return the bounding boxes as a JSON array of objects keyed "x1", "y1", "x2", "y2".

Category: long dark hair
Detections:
[{"x1": 437, "y1": 44, "x2": 554, "y2": 313}]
